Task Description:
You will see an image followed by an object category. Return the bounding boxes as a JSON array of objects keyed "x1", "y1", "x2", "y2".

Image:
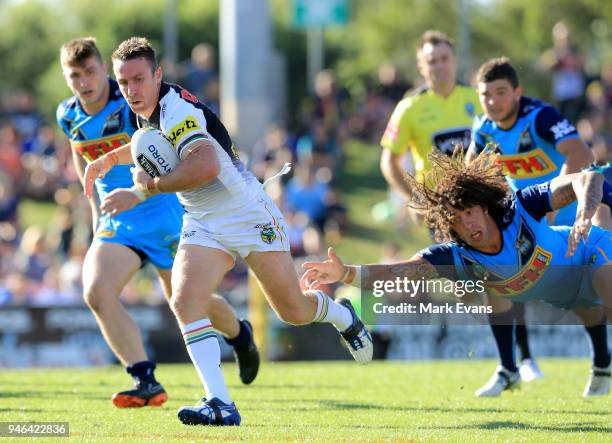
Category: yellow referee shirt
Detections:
[{"x1": 381, "y1": 84, "x2": 481, "y2": 180}]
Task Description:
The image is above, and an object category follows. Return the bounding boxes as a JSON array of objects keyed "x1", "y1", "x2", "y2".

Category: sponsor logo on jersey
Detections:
[
  {"x1": 168, "y1": 117, "x2": 201, "y2": 146},
  {"x1": 515, "y1": 217, "x2": 536, "y2": 266},
  {"x1": 431, "y1": 127, "x2": 471, "y2": 155},
  {"x1": 495, "y1": 148, "x2": 557, "y2": 179},
  {"x1": 517, "y1": 125, "x2": 534, "y2": 153},
  {"x1": 136, "y1": 153, "x2": 160, "y2": 177},
  {"x1": 72, "y1": 133, "x2": 130, "y2": 162},
  {"x1": 485, "y1": 246, "x2": 553, "y2": 297},
  {"x1": 465, "y1": 102, "x2": 476, "y2": 117},
  {"x1": 101, "y1": 106, "x2": 125, "y2": 136},
  {"x1": 255, "y1": 223, "x2": 276, "y2": 244},
  {"x1": 549, "y1": 119, "x2": 576, "y2": 141},
  {"x1": 382, "y1": 122, "x2": 399, "y2": 143}
]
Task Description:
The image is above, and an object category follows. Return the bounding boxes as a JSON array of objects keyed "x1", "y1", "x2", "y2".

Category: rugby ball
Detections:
[{"x1": 130, "y1": 127, "x2": 180, "y2": 177}]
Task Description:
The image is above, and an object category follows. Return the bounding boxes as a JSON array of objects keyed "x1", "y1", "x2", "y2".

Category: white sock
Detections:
[
  {"x1": 181, "y1": 318, "x2": 231, "y2": 404},
  {"x1": 309, "y1": 290, "x2": 353, "y2": 331}
]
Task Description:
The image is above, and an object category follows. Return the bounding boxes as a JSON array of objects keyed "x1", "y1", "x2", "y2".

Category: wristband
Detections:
[
  {"x1": 341, "y1": 265, "x2": 362, "y2": 287},
  {"x1": 128, "y1": 185, "x2": 146, "y2": 202},
  {"x1": 340, "y1": 266, "x2": 351, "y2": 283}
]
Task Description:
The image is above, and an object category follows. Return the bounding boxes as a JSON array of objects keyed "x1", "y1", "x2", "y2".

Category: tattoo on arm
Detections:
[
  {"x1": 362, "y1": 257, "x2": 438, "y2": 288},
  {"x1": 550, "y1": 181, "x2": 576, "y2": 210},
  {"x1": 550, "y1": 171, "x2": 604, "y2": 211},
  {"x1": 580, "y1": 173, "x2": 604, "y2": 211}
]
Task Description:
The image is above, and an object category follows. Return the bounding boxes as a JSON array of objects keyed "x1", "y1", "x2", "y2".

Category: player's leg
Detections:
[
  {"x1": 245, "y1": 250, "x2": 373, "y2": 364},
  {"x1": 157, "y1": 268, "x2": 259, "y2": 385},
  {"x1": 574, "y1": 305, "x2": 611, "y2": 397},
  {"x1": 476, "y1": 295, "x2": 520, "y2": 397},
  {"x1": 171, "y1": 244, "x2": 241, "y2": 426},
  {"x1": 82, "y1": 241, "x2": 167, "y2": 407},
  {"x1": 512, "y1": 303, "x2": 543, "y2": 382}
]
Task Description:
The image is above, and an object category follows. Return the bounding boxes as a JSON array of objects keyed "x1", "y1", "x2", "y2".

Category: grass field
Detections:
[{"x1": 1, "y1": 359, "x2": 611, "y2": 442}]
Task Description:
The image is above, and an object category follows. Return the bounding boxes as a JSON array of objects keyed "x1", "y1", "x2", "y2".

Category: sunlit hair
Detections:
[
  {"x1": 417, "y1": 30, "x2": 455, "y2": 54},
  {"x1": 405, "y1": 146, "x2": 510, "y2": 243},
  {"x1": 112, "y1": 36, "x2": 157, "y2": 72},
  {"x1": 476, "y1": 57, "x2": 519, "y2": 89},
  {"x1": 60, "y1": 37, "x2": 102, "y2": 67}
]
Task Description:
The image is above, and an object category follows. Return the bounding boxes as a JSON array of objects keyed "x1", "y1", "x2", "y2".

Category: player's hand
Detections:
[
  {"x1": 301, "y1": 247, "x2": 346, "y2": 290},
  {"x1": 100, "y1": 188, "x2": 142, "y2": 217},
  {"x1": 84, "y1": 153, "x2": 118, "y2": 199},
  {"x1": 132, "y1": 168, "x2": 157, "y2": 196},
  {"x1": 566, "y1": 206, "x2": 594, "y2": 257}
]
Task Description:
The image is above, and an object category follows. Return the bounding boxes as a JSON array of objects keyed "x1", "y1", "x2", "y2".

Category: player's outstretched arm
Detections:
[
  {"x1": 83, "y1": 144, "x2": 132, "y2": 198},
  {"x1": 301, "y1": 247, "x2": 439, "y2": 291}
]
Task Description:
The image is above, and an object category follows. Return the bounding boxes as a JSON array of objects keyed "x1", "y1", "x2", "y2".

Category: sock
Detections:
[
  {"x1": 584, "y1": 319, "x2": 611, "y2": 369},
  {"x1": 181, "y1": 318, "x2": 231, "y2": 404},
  {"x1": 310, "y1": 290, "x2": 353, "y2": 331},
  {"x1": 488, "y1": 310, "x2": 517, "y2": 373},
  {"x1": 512, "y1": 304, "x2": 532, "y2": 361},
  {"x1": 224, "y1": 319, "x2": 251, "y2": 352},
  {"x1": 127, "y1": 360, "x2": 158, "y2": 384}
]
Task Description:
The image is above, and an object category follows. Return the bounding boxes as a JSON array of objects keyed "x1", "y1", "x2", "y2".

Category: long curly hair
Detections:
[{"x1": 405, "y1": 148, "x2": 510, "y2": 243}]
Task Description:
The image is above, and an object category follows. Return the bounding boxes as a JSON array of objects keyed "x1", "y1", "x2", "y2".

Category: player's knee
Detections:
[
  {"x1": 82, "y1": 281, "x2": 116, "y2": 312},
  {"x1": 171, "y1": 291, "x2": 210, "y2": 320},
  {"x1": 276, "y1": 306, "x2": 311, "y2": 325}
]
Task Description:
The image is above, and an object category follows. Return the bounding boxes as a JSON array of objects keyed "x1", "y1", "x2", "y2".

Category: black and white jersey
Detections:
[{"x1": 137, "y1": 82, "x2": 262, "y2": 217}]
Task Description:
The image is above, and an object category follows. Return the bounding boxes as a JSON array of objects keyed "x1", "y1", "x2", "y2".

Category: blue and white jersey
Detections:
[
  {"x1": 418, "y1": 184, "x2": 612, "y2": 309},
  {"x1": 469, "y1": 96, "x2": 580, "y2": 225},
  {"x1": 56, "y1": 79, "x2": 180, "y2": 223}
]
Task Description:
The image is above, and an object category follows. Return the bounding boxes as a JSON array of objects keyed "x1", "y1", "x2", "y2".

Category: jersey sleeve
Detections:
[
  {"x1": 380, "y1": 98, "x2": 413, "y2": 155},
  {"x1": 469, "y1": 115, "x2": 488, "y2": 155},
  {"x1": 416, "y1": 243, "x2": 459, "y2": 280},
  {"x1": 56, "y1": 102, "x2": 70, "y2": 137},
  {"x1": 164, "y1": 101, "x2": 210, "y2": 160},
  {"x1": 534, "y1": 105, "x2": 579, "y2": 147},
  {"x1": 515, "y1": 183, "x2": 553, "y2": 221}
]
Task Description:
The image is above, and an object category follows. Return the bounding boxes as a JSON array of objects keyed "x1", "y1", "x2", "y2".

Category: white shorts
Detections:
[{"x1": 179, "y1": 192, "x2": 289, "y2": 259}]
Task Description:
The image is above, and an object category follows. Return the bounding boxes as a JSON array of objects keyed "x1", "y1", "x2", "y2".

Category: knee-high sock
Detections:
[
  {"x1": 512, "y1": 303, "x2": 532, "y2": 361},
  {"x1": 310, "y1": 290, "x2": 353, "y2": 331},
  {"x1": 488, "y1": 310, "x2": 517, "y2": 372},
  {"x1": 181, "y1": 318, "x2": 231, "y2": 404},
  {"x1": 584, "y1": 318, "x2": 611, "y2": 369}
]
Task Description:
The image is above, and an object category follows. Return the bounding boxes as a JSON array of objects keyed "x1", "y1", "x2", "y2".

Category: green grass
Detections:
[{"x1": 1, "y1": 360, "x2": 611, "y2": 442}]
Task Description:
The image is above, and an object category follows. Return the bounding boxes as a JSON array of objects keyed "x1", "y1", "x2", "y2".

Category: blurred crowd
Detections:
[{"x1": 0, "y1": 33, "x2": 610, "y2": 308}]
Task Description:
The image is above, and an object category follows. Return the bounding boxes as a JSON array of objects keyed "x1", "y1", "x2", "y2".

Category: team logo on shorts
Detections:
[
  {"x1": 96, "y1": 229, "x2": 116, "y2": 238},
  {"x1": 256, "y1": 223, "x2": 276, "y2": 244}
]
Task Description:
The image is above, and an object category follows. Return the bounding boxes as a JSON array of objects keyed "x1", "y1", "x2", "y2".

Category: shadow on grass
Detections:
[
  {"x1": 0, "y1": 391, "x2": 106, "y2": 400},
  {"x1": 421, "y1": 421, "x2": 612, "y2": 433},
  {"x1": 253, "y1": 398, "x2": 612, "y2": 417}
]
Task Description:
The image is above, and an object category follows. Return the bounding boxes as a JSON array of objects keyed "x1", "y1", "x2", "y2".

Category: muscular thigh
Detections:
[
  {"x1": 171, "y1": 244, "x2": 234, "y2": 299},
  {"x1": 82, "y1": 240, "x2": 142, "y2": 296},
  {"x1": 245, "y1": 251, "x2": 303, "y2": 309}
]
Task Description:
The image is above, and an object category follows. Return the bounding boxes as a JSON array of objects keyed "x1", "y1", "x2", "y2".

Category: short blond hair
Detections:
[{"x1": 60, "y1": 37, "x2": 102, "y2": 67}]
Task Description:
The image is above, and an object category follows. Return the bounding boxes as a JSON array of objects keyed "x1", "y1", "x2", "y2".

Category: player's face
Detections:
[
  {"x1": 62, "y1": 56, "x2": 109, "y2": 110},
  {"x1": 113, "y1": 57, "x2": 162, "y2": 119},
  {"x1": 417, "y1": 43, "x2": 457, "y2": 88},
  {"x1": 478, "y1": 79, "x2": 522, "y2": 127},
  {"x1": 451, "y1": 205, "x2": 497, "y2": 251}
]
